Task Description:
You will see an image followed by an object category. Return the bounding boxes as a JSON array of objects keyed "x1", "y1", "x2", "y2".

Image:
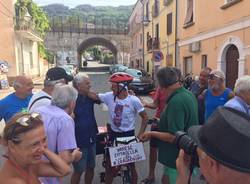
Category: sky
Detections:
[{"x1": 33, "y1": 0, "x2": 138, "y2": 7}]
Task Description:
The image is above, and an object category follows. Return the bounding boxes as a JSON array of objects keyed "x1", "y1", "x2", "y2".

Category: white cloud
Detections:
[{"x1": 34, "y1": 0, "x2": 137, "y2": 7}]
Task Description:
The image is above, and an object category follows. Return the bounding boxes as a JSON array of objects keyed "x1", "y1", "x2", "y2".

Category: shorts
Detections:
[
  {"x1": 163, "y1": 166, "x2": 177, "y2": 184},
  {"x1": 73, "y1": 143, "x2": 96, "y2": 173},
  {"x1": 150, "y1": 121, "x2": 159, "y2": 148}
]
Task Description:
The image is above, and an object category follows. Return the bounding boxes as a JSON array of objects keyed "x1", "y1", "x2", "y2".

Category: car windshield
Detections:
[{"x1": 125, "y1": 69, "x2": 142, "y2": 78}]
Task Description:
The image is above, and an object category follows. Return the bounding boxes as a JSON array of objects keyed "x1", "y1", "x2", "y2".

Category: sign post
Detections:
[{"x1": 152, "y1": 51, "x2": 164, "y2": 66}]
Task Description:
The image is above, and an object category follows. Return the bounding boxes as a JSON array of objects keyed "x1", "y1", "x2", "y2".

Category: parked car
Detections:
[
  {"x1": 109, "y1": 64, "x2": 128, "y2": 74},
  {"x1": 124, "y1": 68, "x2": 155, "y2": 94},
  {"x1": 59, "y1": 64, "x2": 77, "y2": 77}
]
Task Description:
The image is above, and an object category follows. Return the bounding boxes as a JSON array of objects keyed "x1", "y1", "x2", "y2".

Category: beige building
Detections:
[
  {"x1": 14, "y1": 15, "x2": 43, "y2": 77},
  {"x1": 0, "y1": 0, "x2": 16, "y2": 76},
  {"x1": 142, "y1": 0, "x2": 177, "y2": 78},
  {"x1": 0, "y1": 0, "x2": 43, "y2": 82},
  {"x1": 178, "y1": 0, "x2": 250, "y2": 89},
  {"x1": 128, "y1": 0, "x2": 143, "y2": 69}
]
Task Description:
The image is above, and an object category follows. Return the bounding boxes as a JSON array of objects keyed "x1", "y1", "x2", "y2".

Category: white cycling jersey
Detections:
[{"x1": 98, "y1": 92, "x2": 144, "y2": 132}]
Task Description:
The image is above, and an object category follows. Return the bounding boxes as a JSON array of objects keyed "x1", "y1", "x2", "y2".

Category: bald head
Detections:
[{"x1": 13, "y1": 76, "x2": 33, "y2": 98}]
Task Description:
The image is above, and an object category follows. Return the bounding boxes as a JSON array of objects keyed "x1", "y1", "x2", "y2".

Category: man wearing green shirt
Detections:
[{"x1": 141, "y1": 67, "x2": 198, "y2": 184}]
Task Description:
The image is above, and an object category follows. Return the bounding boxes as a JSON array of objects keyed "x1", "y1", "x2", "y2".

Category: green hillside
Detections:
[{"x1": 42, "y1": 4, "x2": 133, "y2": 25}]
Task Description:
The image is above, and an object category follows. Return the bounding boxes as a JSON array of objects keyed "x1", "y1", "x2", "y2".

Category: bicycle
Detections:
[{"x1": 97, "y1": 124, "x2": 141, "y2": 184}]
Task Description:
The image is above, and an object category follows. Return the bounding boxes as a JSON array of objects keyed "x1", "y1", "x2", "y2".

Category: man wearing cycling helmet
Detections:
[{"x1": 92, "y1": 72, "x2": 148, "y2": 184}]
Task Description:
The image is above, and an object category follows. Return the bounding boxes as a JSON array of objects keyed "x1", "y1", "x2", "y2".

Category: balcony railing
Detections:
[
  {"x1": 153, "y1": 37, "x2": 160, "y2": 50},
  {"x1": 152, "y1": 2, "x2": 159, "y2": 17},
  {"x1": 147, "y1": 37, "x2": 160, "y2": 51},
  {"x1": 147, "y1": 36, "x2": 153, "y2": 51},
  {"x1": 15, "y1": 18, "x2": 43, "y2": 42}
]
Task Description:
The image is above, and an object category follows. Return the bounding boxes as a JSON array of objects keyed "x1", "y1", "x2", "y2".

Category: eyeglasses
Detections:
[{"x1": 10, "y1": 113, "x2": 41, "y2": 141}]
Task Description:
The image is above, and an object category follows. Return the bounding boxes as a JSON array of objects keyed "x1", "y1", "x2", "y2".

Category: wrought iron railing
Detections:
[
  {"x1": 14, "y1": 18, "x2": 42, "y2": 38},
  {"x1": 48, "y1": 16, "x2": 129, "y2": 35}
]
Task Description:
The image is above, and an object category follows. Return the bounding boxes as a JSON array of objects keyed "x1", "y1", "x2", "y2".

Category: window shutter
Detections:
[
  {"x1": 167, "y1": 13, "x2": 172, "y2": 35},
  {"x1": 184, "y1": 0, "x2": 193, "y2": 25}
]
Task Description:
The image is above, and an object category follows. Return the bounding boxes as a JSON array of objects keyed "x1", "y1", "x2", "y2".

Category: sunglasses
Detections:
[
  {"x1": 10, "y1": 113, "x2": 41, "y2": 141},
  {"x1": 208, "y1": 74, "x2": 221, "y2": 80}
]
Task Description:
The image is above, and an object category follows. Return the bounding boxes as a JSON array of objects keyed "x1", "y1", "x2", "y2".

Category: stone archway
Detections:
[
  {"x1": 77, "y1": 37, "x2": 118, "y2": 68},
  {"x1": 217, "y1": 36, "x2": 246, "y2": 88}
]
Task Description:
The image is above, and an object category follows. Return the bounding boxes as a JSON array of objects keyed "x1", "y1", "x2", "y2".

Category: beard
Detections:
[{"x1": 210, "y1": 84, "x2": 220, "y2": 91}]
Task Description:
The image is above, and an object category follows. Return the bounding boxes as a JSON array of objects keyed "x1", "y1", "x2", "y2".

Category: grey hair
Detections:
[
  {"x1": 13, "y1": 80, "x2": 22, "y2": 89},
  {"x1": 157, "y1": 67, "x2": 181, "y2": 88},
  {"x1": 44, "y1": 79, "x2": 65, "y2": 87},
  {"x1": 234, "y1": 75, "x2": 250, "y2": 95},
  {"x1": 73, "y1": 73, "x2": 89, "y2": 89},
  {"x1": 51, "y1": 84, "x2": 78, "y2": 109}
]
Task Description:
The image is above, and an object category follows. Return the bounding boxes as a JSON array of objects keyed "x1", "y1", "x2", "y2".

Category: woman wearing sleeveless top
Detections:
[
  {"x1": 199, "y1": 70, "x2": 234, "y2": 121},
  {"x1": 0, "y1": 112, "x2": 71, "y2": 184}
]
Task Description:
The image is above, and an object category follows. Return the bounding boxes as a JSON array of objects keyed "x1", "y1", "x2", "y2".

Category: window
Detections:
[
  {"x1": 184, "y1": 56, "x2": 193, "y2": 75},
  {"x1": 146, "y1": 61, "x2": 150, "y2": 72},
  {"x1": 146, "y1": 2, "x2": 149, "y2": 20},
  {"x1": 184, "y1": 0, "x2": 194, "y2": 28},
  {"x1": 201, "y1": 55, "x2": 207, "y2": 69},
  {"x1": 152, "y1": 0, "x2": 159, "y2": 17},
  {"x1": 155, "y1": 23, "x2": 159, "y2": 39},
  {"x1": 167, "y1": 13, "x2": 172, "y2": 35},
  {"x1": 164, "y1": 0, "x2": 173, "y2": 6},
  {"x1": 29, "y1": 52, "x2": 33, "y2": 68},
  {"x1": 140, "y1": 33, "x2": 143, "y2": 44},
  {"x1": 221, "y1": 0, "x2": 242, "y2": 9}
]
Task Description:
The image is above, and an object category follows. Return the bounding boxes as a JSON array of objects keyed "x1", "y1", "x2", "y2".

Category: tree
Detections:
[{"x1": 15, "y1": 0, "x2": 51, "y2": 59}]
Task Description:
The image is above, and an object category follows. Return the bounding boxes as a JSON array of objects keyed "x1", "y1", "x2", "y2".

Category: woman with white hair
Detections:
[{"x1": 225, "y1": 75, "x2": 250, "y2": 115}]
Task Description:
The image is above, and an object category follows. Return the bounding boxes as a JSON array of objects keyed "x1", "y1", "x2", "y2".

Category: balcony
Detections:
[
  {"x1": 15, "y1": 18, "x2": 43, "y2": 42},
  {"x1": 152, "y1": 3, "x2": 159, "y2": 18},
  {"x1": 147, "y1": 36, "x2": 153, "y2": 51},
  {"x1": 147, "y1": 37, "x2": 160, "y2": 51},
  {"x1": 153, "y1": 37, "x2": 160, "y2": 50},
  {"x1": 164, "y1": 0, "x2": 173, "y2": 6}
]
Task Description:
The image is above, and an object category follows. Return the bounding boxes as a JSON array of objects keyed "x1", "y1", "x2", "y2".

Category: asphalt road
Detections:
[{"x1": 0, "y1": 72, "x2": 205, "y2": 184}]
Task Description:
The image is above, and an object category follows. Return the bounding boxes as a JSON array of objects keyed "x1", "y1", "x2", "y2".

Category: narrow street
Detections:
[
  {"x1": 62, "y1": 72, "x2": 162, "y2": 183},
  {"x1": 0, "y1": 71, "x2": 163, "y2": 183},
  {"x1": 0, "y1": 71, "x2": 206, "y2": 183}
]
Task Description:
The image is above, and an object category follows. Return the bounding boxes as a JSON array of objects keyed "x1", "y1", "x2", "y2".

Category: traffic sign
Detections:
[{"x1": 153, "y1": 51, "x2": 164, "y2": 62}]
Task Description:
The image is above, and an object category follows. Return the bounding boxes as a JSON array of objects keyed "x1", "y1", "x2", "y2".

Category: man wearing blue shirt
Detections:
[
  {"x1": 0, "y1": 76, "x2": 33, "y2": 122},
  {"x1": 71, "y1": 73, "x2": 100, "y2": 184}
]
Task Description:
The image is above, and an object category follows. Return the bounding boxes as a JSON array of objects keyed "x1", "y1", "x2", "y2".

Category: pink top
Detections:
[{"x1": 153, "y1": 88, "x2": 169, "y2": 118}]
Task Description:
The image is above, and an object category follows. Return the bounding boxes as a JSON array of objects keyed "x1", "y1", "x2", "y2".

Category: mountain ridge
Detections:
[{"x1": 42, "y1": 3, "x2": 133, "y2": 21}]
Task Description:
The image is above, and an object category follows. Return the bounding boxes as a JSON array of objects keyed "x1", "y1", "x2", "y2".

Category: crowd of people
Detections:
[{"x1": 0, "y1": 65, "x2": 249, "y2": 184}]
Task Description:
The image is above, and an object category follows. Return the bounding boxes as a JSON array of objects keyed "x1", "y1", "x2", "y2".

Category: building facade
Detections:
[
  {"x1": 128, "y1": 0, "x2": 143, "y2": 69},
  {"x1": 0, "y1": 0, "x2": 43, "y2": 82},
  {"x1": 143, "y1": 0, "x2": 177, "y2": 78},
  {"x1": 178, "y1": 0, "x2": 250, "y2": 89},
  {"x1": 0, "y1": 0, "x2": 16, "y2": 77}
]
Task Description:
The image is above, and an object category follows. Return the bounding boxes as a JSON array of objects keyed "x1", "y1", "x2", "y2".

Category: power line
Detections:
[{"x1": 0, "y1": 1, "x2": 12, "y2": 15}]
